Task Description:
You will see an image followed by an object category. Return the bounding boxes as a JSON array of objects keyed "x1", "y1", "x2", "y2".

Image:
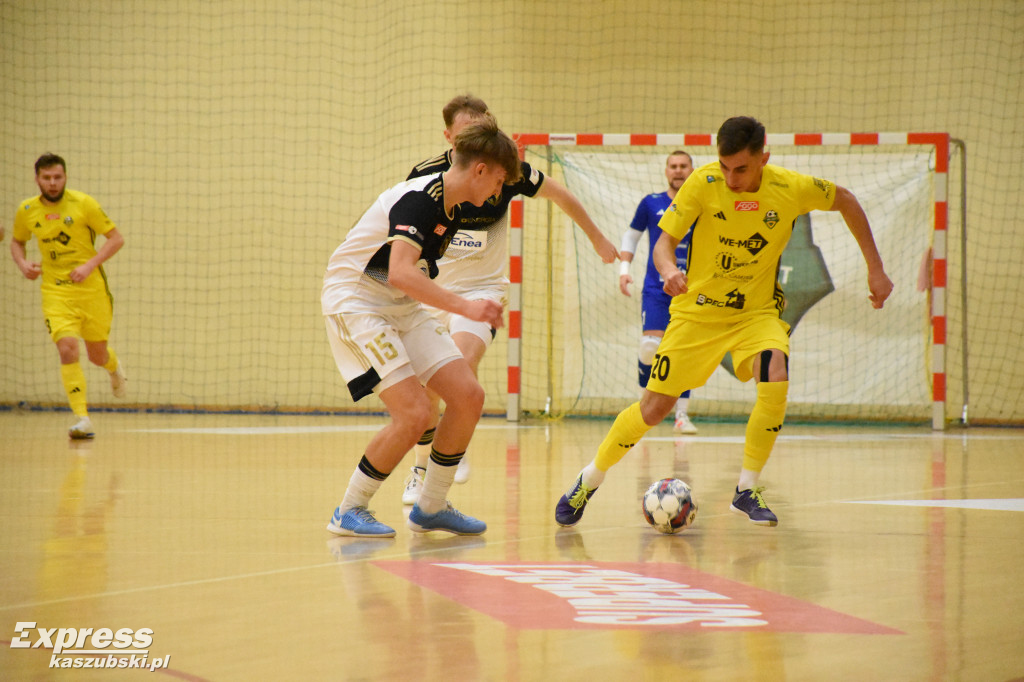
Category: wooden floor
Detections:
[{"x1": 0, "y1": 410, "x2": 1022, "y2": 681}]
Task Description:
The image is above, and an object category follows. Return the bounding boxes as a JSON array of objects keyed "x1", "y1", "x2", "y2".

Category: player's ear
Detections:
[{"x1": 761, "y1": 150, "x2": 771, "y2": 166}]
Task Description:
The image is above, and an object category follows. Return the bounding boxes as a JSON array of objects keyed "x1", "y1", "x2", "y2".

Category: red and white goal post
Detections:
[{"x1": 506, "y1": 132, "x2": 952, "y2": 430}]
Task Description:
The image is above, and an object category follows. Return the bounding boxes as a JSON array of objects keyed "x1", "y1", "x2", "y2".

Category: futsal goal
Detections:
[{"x1": 503, "y1": 132, "x2": 955, "y2": 430}]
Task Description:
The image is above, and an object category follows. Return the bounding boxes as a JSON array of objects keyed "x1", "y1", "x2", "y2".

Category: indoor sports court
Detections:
[
  {"x1": 1, "y1": 412, "x2": 1022, "y2": 680},
  {"x1": 2, "y1": 1, "x2": 1022, "y2": 680}
]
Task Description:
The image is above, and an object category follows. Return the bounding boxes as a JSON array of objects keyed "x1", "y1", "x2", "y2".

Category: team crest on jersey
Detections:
[
  {"x1": 763, "y1": 210, "x2": 779, "y2": 229},
  {"x1": 64, "y1": 216, "x2": 74, "y2": 226},
  {"x1": 434, "y1": 224, "x2": 447, "y2": 236},
  {"x1": 812, "y1": 177, "x2": 833, "y2": 199}
]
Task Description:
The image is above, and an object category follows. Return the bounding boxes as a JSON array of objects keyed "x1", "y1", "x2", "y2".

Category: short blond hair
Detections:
[{"x1": 452, "y1": 113, "x2": 522, "y2": 183}]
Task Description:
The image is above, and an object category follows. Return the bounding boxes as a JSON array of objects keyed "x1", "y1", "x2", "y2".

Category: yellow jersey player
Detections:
[
  {"x1": 556, "y1": 116, "x2": 893, "y2": 528},
  {"x1": 10, "y1": 153, "x2": 127, "y2": 439}
]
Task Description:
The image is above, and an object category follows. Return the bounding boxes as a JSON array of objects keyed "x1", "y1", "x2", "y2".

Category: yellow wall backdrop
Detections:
[{"x1": 1, "y1": 0, "x2": 1020, "y2": 423}]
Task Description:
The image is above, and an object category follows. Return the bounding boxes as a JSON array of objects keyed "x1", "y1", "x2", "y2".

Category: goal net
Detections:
[{"x1": 506, "y1": 134, "x2": 949, "y2": 425}]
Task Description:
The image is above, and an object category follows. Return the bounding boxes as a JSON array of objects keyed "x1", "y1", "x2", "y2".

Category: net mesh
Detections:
[
  {"x1": 0, "y1": 1, "x2": 1016, "y2": 423},
  {"x1": 512, "y1": 142, "x2": 940, "y2": 422}
]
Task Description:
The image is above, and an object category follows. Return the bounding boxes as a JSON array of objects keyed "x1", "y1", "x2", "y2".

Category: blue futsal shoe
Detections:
[
  {"x1": 407, "y1": 502, "x2": 486, "y2": 535},
  {"x1": 326, "y1": 505, "x2": 396, "y2": 538}
]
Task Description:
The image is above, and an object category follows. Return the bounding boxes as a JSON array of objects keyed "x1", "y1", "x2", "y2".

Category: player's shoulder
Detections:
[
  {"x1": 386, "y1": 174, "x2": 444, "y2": 213},
  {"x1": 693, "y1": 160, "x2": 722, "y2": 183},
  {"x1": 765, "y1": 163, "x2": 829, "y2": 186},
  {"x1": 64, "y1": 188, "x2": 95, "y2": 203},
  {"x1": 762, "y1": 164, "x2": 832, "y2": 197},
  {"x1": 15, "y1": 195, "x2": 40, "y2": 213},
  {"x1": 407, "y1": 149, "x2": 452, "y2": 179}
]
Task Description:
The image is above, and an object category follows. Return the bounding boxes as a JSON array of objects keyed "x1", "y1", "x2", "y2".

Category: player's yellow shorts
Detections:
[
  {"x1": 646, "y1": 312, "x2": 791, "y2": 396},
  {"x1": 42, "y1": 289, "x2": 113, "y2": 343}
]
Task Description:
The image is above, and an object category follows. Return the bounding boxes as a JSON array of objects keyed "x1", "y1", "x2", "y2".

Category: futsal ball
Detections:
[{"x1": 642, "y1": 478, "x2": 697, "y2": 534}]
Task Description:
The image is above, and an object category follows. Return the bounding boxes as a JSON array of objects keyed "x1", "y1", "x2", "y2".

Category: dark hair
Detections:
[
  {"x1": 442, "y1": 94, "x2": 490, "y2": 129},
  {"x1": 35, "y1": 152, "x2": 66, "y2": 174},
  {"x1": 716, "y1": 117, "x2": 766, "y2": 156},
  {"x1": 452, "y1": 113, "x2": 522, "y2": 183}
]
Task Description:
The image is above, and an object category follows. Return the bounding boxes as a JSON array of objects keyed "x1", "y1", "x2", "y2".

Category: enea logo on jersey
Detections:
[
  {"x1": 734, "y1": 201, "x2": 759, "y2": 211},
  {"x1": 450, "y1": 231, "x2": 486, "y2": 251}
]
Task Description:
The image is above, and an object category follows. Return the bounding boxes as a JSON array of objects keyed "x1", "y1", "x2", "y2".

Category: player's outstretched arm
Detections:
[
  {"x1": 830, "y1": 185, "x2": 893, "y2": 309},
  {"x1": 536, "y1": 177, "x2": 618, "y2": 263},
  {"x1": 653, "y1": 231, "x2": 686, "y2": 297},
  {"x1": 388, "y1": 240, "x2": 504, "y2": 328}
]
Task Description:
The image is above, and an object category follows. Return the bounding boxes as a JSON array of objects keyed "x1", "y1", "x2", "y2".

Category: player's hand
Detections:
[
  {"x1": 19, "y1": 261, "x2": 42, "y2": 280},
  {"x1": 619, "y1": 274, "x2": 633, "y2": 297},
  {"x1": 662, "y1": 270, "x2": 687, "y2": 297},
  {"x1": 70, "y1": 262, "x2": 96, "y2": 283},
  {"x1": 591, "y1": 235, "x2": 618, "y2": 264},
  {"x1": 867, "y1": 269, "x2": 894, "y2": 309},
  {"x1": 463, "y1": 298, "x2": 505, "y2": 329}
]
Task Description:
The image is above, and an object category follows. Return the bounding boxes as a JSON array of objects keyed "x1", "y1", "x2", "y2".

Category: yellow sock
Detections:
[
  {"x1": 60, "y1": 363, "x2": 88, "y2": 417},
  {"x1": 743, "y1": 381, "x2": 788, "y2": 472},
  {"x1": 594, "y1": 402, "x2": 651, "y2": 472},
  {"x1": 102, "y1": 347, "x2": 119, "y2": 373}
]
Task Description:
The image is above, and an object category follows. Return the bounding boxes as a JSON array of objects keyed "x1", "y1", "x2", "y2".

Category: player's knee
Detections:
[
  {"x1": 449, "y1": 380, "x2": 485, "y2": 418},
  {"x1": 56, "y1": 338, "x2": 79, "y2": 364},
  {"x1": 639, "y1": 390, "x2": 675, "y2": 425},
  {"x1": 393, "y1": 392, "x2": 434, "y2": 436},
  {"x1": 638, "y1": 335, "x2": 661, "y2": 365},
  {"x1": 758, "y1": 349, "x2": 789, "y2": 383}
]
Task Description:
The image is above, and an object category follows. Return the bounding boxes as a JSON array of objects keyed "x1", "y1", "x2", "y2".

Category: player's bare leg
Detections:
[
  {"x1": 329, "y1": 376, "x2": 433, "y2": 538},
  {"x1": 407, "y1": 358, "x2": 487, "y2": 534},
  {"x1": 85, "y1": 339, "x2": 126, "y2": 399},
  {"x1": 405, "y1": 329, "x2": 486, "y2": 503}
]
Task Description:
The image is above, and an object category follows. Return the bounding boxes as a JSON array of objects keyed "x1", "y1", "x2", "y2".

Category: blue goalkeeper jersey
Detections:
[{"x1": 629, "y1": 191, "x2": 692, "y2": 293}]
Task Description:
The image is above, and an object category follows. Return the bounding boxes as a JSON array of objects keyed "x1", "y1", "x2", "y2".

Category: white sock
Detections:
[
  {"x1": 413, "y1": 442, "x2": 431, "y2": 469},
  {"x1": 339, "y1": 468, "x2": 383, "y2": 512},
  {"x1": 580, "y1": 462, "x2": 606, "y2": 490},
  {"x1": 418, "y1": 459, "x2": 457, "y2": 514},
  {"x1": 737, "y1": 468, "x2": 760, "y2": 492},
  {"x1": 675, "y1": 397, "x2": 689, "y2": 418}
]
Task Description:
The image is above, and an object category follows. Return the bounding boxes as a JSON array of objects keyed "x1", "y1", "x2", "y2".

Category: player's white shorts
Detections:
[
  {"x1": 324, "y1": 297, "x2": 461, "y2": 402},
  {"x1": 429, "y1": 285, "x2": 506, "y2": 347}
]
